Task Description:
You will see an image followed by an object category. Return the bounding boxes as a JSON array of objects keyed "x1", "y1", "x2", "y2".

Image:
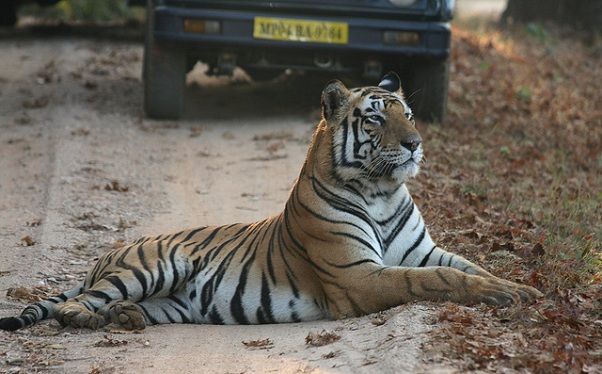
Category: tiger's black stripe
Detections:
[{"x1": 398, "y1": 226, "x2": 426, "y2": 265}]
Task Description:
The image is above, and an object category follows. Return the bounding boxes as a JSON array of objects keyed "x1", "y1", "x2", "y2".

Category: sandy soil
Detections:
[{"x1": 0, "y1": 33, "x2": 455, "y2": 373}]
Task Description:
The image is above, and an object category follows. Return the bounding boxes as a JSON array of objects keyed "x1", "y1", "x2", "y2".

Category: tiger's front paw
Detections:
[
  {"x1": 493, "y1": 277, "x2": 543, "y2": 303},
  {"x1": 465, "y1": 275, "x2": 542, "y2": 306}
]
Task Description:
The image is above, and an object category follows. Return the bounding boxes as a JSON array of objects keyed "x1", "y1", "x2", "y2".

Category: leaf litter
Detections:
[
  {"x1": 305, "y1": 330, "x2": 341, "y2": 347},
  {"x1": 417, "y1": 18, "x2": 602, "y2": 373},
  {"x1": 6, "y1": 285, "x2": 59, "y2": 303},
  {"x1": 20, "y1": 235, "x2": 36, "y2": 246},
  {"x1": 93, "y1": 335, "x2": 128, "y2": 348},
  {"x1": 242, "y1": 338, "x2": 274, "y2": 350}
]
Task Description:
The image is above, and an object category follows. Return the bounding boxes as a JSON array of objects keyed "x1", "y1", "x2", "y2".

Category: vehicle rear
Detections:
[{"x1": 144, "y1": 0, "x2": 454, "y2": 122}]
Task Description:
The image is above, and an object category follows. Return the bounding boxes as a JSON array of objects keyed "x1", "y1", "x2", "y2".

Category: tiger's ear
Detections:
[
  {"x1": 321, "y1": 80, "x2": 350, "y2": 122},
  {"x1": 378, "y1": 72, "x2": 403, "y2": 96}
]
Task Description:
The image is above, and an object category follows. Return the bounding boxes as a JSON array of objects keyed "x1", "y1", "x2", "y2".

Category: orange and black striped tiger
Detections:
[{"x1": 0, "y1": 73, "x2": 542, "y2": 331}]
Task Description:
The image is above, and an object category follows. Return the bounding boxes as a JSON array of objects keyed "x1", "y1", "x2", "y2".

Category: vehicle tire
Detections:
[
  {"x1": 582, "y1": 0, "x2": 602, "y2": 30},
  {"x1": 0, "y1": 1, "x2": 17, "y2": 27},
  {"x1": 407, "y1": 58, "x2": 449, "y2": 123},
  {"x1": 36, "y1": 0, "x2": 61, "y2": 5},
  {"x1": 143, "y1": 0, "x2": 186, "y2": 119}
]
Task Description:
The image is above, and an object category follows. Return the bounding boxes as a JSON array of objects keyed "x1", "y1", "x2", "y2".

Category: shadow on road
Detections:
[
  {"x1": 183, "y1": 74, "x2": 328, "y2": 120},
  {"x1": 1, "y1": 23, "x2": 345, "y2": 122},
  {"x1": 0, "y1": 21, "x2": 145, "y2": 42}
]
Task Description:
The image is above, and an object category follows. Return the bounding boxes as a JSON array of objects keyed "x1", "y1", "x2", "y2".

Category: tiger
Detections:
[{"x1": 0, "y1": 72, "x2": 542, "y2": 332}]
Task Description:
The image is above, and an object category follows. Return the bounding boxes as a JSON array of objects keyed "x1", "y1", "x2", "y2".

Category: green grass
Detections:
[
  {"x1": 19, "y1": 0, "x2": 144, "y2": 24},
  {"x1": 539, "y1": 186, "x2": 601, "y2": 266},
  {"x1": 506, "y1": 161, "x2": 602, "y2": 288}
]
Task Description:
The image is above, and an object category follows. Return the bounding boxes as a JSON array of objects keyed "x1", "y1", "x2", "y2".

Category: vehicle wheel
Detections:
[
  {"x1": 245, "y1": 68, "x2": 284, "y2": 82},
  {"x1": 36, "y1": 0, "x2": 62, "y2": 5},
  {"x1": 407, "y1": 58, "x2": 449, "y2": 123},
  {"x1": 0, "y1": 1, "x2": 17, "y2": 27},
  {"x1": 143, "y1": 0, "x2": 186, "y2": 119}
]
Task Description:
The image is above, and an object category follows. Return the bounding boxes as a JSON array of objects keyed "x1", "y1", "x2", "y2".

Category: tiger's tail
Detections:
[{"x1": 0, "y1": 282, "x2": 84, "y2": 331}]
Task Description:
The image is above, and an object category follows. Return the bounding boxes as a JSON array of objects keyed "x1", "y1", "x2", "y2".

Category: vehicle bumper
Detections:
[{"x1": 153, "y1": 6, "x2": 450, "y2": 59}]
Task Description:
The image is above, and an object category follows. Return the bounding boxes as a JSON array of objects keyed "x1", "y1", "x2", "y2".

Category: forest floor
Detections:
[{"x1": 418, "y1": 17, "x2": 602, "y2": 372}]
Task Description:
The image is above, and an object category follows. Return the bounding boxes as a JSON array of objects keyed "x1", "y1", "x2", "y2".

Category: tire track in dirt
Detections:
[{"x1": 0, "y1": 40, "x2": 64, "y2": 303}]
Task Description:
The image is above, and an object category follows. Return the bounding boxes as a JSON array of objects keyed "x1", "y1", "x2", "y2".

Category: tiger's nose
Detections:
[{"x1": 401, "y1": 138, "x2": 422, "y2": 152}]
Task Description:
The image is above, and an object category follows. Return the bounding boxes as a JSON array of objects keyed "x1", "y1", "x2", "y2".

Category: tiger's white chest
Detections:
[
  {"x1": 361, "y1": 184, "x2": 435, "y2": 266},
  {"x1": 366, "y1": 191, "x2": 407, "y2": 222}
]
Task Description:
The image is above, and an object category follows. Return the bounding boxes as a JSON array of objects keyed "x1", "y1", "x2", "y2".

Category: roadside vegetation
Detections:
[
  {"x1": 18, "y1": 0, "x2": 143, "y2": 24},
  {"x1": 414, "y1": 17, "x2": 601, "y2": 372}
]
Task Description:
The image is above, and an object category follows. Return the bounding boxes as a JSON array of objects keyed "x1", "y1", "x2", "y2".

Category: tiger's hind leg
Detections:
[
  {"x1": 55, "y1": 302, "x2": 105, "y2": 329},
  {"x1": 104, "y1": 295, "x2": 195, "y2": 329},
  {"x1": 52, "y1": 243, "x2": 195, "y2": 329},
  {"x1": 56, "y1": 293, "x2": 194, "y2": 330},
  {"x1": 54, "y1": 276, "x2": 136, "y2": 329}
]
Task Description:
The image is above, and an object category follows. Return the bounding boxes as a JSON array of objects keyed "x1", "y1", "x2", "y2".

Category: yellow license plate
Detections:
[{"x1": 253, "y1": 17, "x2": 348, "y2": 44}]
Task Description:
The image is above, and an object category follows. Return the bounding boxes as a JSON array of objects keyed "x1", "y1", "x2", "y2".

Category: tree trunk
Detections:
[{"x1": 501, "y1": 0, "x2": 602, "y2": 31}]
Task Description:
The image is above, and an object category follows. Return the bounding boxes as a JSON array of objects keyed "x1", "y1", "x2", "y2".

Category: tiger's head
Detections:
[{"x1": 320, "y1": 72, "x2": 423, "y2": 186}]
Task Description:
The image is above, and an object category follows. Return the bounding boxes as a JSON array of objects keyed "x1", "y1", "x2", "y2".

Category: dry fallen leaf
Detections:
[
  {"x1": 117, "y1": 218, "x2": 136, "y2": 231},
  {"x1": 94, "y1": 335, "x2": 128, "y2": 347},
  {"x1": 305, "y1": 330, "x2": 341, "y2": 347},
  {"x1": 370, "y1": 311, "x2": 389, "y2": 326},
  {"x1": 45, "y1": 344, "x2": 65, "y2": 350},
  {"x1": 265, "y1": 141, "x2": 285, "y2": 154},
  {"x1": 84, "y1": 80, "x2": 98, "y2": 90},
  {"x1": 242, "y1": 338, "x2": 273, "y2": 350},
  {"x1": 15, "y1": 114, "x2": 32, "y2": 125},
  {"x1": 20, "y1": 235, "x2": 36, "y2": 246},
  {"x1": 491, "y1": 241, "x2": 514, "y2": 253},
  {"x1": 26, "y1": 218, "x2": 41, "y2": 227},
  {"x1": 189, "y1": 126, "x2": 203, "y2": 138},
  {"x1": 222, "y1": 131, "x2": 235, "y2": 140},
  {"x1": 245, "y1": 154, "x2": 288, "y2": 161},
  {"x1": 252, "y1": 131, "x2": 294, "y2": 141},
  {"x1": 7, "y1": 285, "x2": 56, "y2": 303},
  {"x1": 71, "y1": 128, "x2": 90, "y2": 136},
  {"x1": 322, "y1": 351, "x2": 340, "y2": 359},
  {"x1": 104, "y1": 180, "x2": 129, "y2": 192},
  {"x1": 22, "y1": 96, "x2": 49, "y2": 109},
  {"x1": 532, "y1": 242, "x2": 545, "y2": 256}
]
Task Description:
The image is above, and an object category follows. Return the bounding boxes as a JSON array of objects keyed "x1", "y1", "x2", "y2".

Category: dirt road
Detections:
[{"x1": 0, "y1": 33, "x2": 451, "y2": 373}]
